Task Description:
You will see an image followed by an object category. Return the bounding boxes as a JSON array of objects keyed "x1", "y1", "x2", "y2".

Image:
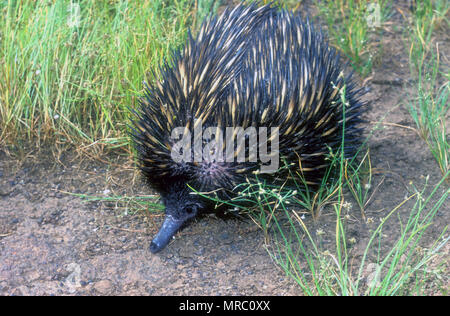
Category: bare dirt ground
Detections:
[{"x1": 0, "y1": 1, "x2": 448, "y2": 295}]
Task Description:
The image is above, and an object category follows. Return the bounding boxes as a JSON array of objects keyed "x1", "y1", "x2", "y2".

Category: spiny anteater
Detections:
[{"x1": 132, "y1": 2, "x2": 365, "y2": 253}]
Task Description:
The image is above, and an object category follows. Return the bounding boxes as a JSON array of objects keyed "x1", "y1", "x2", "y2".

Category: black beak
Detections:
[{"x1": 149, "y1": 215, "x2": 185, "y2": 253}]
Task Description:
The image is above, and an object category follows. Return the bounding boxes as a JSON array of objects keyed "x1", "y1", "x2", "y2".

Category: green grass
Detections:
[
  {"x1": 263, "y1": 170, "x2": 448, "y2": 296},
  {"x1": 406, "y1": 0, "x2": 450, "y2": 177},
  {"x1": 69, "y1": 191, "x2": 164, "y2": 218},
  {"x1": 408, "y1": 77, "x2": 449, "y2": 176},
  {"x1": 344, "y1": 149, "x2": 379, "y2": 219},
  {"x1": 0, "y1": 0, "x2": 217, "y2": 149},
  {"x1": 408, "y1": 0, "x2": 449, "y2": 73},
  {"x1": 314, "y1": 0, "x2": 392, "y2": 76}
]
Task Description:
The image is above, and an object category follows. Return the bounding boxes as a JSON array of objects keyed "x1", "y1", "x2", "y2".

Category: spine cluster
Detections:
[{"x1": 132, "y1": 2, "x2": 365, "y2": 193}]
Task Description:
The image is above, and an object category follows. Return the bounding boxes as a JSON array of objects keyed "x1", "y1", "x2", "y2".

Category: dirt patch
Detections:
[
  {"x1": 0, "y1": 151, "x2": 299, "y2": 295},
  {"x1": 0, "y1": 2, "x2": 448, "y2": 295}
]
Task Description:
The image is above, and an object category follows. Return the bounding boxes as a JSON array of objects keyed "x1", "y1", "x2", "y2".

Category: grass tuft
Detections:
[
  {"x1": 314, "y1": 0, "x2": 392, "y2": 76},
  {"x1": 0, "y1": 0, "x2": 217, "y2": 149},
  {"x1": 406, "y1": 0, "x2": 450, "y2": 177}
]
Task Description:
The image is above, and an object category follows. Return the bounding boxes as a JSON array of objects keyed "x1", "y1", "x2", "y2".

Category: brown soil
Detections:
[{"x1": 0, "y1": 1, "x2": 448, "y2": 295}]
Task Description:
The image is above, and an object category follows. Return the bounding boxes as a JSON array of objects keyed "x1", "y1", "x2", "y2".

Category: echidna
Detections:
[{"x1": 132, "y1": 2, "x2": 365, "y2": 253}]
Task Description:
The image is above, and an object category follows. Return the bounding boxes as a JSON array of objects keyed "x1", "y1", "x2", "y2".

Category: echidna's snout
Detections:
[
  {"x1": 150, "y1": 197, "x2": 200, "y2": 253},
  {"x1": 150, "y1": 214, "x2": 185, "y2": 253}
]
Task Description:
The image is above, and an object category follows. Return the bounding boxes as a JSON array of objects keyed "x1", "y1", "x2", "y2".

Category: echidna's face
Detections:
[{"x1": 149, "y1": 182, "x2": 205, "y2": 253}]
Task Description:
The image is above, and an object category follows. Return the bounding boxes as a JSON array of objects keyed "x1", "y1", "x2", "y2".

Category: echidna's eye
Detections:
[{"x1": 185, "y1": 205, "x2": 196, "y2": 215}]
